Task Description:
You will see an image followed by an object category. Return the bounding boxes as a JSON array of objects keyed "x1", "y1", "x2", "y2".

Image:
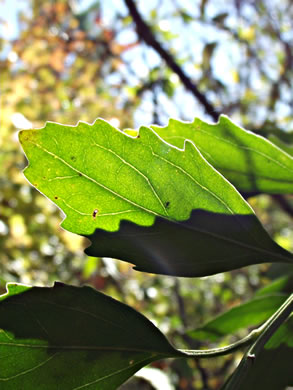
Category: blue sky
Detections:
[
  {"x1": 1, "y1": 0, "x2": 291, "y2": 129},
  {"x1": 0, "y1": 0, "x2": 251, "y2": 128},
  {"x1": 0, "y1": 0, "x2": 28, "y2": 39}
]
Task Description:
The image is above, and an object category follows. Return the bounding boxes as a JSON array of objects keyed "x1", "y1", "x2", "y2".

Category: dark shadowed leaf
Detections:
[
  {"x1": 255, "y1": 273, "x2": 293, "y2": 297},
  {"x1": 222, "y1": 315, "x2": 293, "y2": 390},
  {"x1": 85, "y1": 210, "x2": 293, "y2": 277},
  {"x1": 221, "y1": 295, "x2": 293, "y2": 390},
  {"x1": 187, "y1": 294, "x2": 288, "y2": 342},
  {"x1": 152, "y1": 115, "x2": 293, "y2": 194},
  {"x1": 0, "y1": 283, "x2": 183, "y2": 390},
  {"x1": 19, "y1": 120, "x2": 293, "y2": 277}
]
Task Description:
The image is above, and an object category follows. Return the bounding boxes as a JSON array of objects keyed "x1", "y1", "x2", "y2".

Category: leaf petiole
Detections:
[{"x1": 179, "y1": 293, "x2": 293, "y2": 358}]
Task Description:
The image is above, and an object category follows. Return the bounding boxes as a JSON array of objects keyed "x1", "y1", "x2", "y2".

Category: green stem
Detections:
[
  {"x1": 178, "y1": 327, "x2": 261, "y2": 358},
  {"x1": 247, "y1": 292, "x2": 293, "y2": 356},
  {"x1": 178, "y1": 293, "x2": 293, "y2": 359}
]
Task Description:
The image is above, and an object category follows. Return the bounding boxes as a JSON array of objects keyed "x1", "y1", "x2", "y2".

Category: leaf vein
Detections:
[
  {"x1": 93, "y1": 141, "x2": 169, "y2": 216},
  {"x1": 0, "y1": 352, "x2": 58, "y2": 381},
  {"x1": 29, "y1": 141, "x2": 162, "y2": 219},
  {"x1": 149, "y1": 147, "x2": 234, "y2": 215}
]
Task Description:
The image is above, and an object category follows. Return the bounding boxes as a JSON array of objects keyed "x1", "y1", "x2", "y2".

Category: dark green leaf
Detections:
[
  {"x1": 222, "y1": 295, "x2": 293, "y2": 390},
  {"x1": 85, "y1": 210, "x2": 293, "y2": 276},
  {"x1": 0, "y1": 282, "x2": 182, "y2": 389},
  {"x1": 19, "y1": 120, "x2": 293, "y2": 277},
  {"x1": 187, "y1": 294, "x2": 288, "y2": 342},
  {"x1": 223, "y1": 316, "x2": 293, "y2": 390},
  {"x1": 152, "y1": 115, "x2": 293, "y2": 194},
  {"x1": 255, "y1": 273, "x2": 293, "y2": 296}
]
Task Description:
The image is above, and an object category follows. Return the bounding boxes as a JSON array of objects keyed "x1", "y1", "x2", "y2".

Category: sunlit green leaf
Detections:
[
  {"x1": 19, "y1": 120, "x2": 293, "y2": 277},
  {"x1": 152, "y1": 115, "x2": 293, "y2": 194}
]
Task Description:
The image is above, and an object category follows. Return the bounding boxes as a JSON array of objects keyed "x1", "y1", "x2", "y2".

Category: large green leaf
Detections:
[
  {"x1": 152, "y1": 115, "x2": 293, "y2": 194},
  {"x1": 187, "y1": 294, "x2": 288, "y2": 342},
  {"x1": 19, "y1": 119, "x2": 252, "y2": 234},
  {"x1": 0, "y1": 282, "x2": 183, "y2": 389},
  {"x1": 19, "y1": 120, "x2": 293, "y2": 277},
  {"x1": 222, "y1": 294, "x2": 293, "y2": 390},
  {"x1": 2, "y1": 283, "x2": 288, "y2": 390}
]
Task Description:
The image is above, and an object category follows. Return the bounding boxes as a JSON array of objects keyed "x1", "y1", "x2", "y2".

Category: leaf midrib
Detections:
[{"x1": 0, "y1": 342, "x2": 169, "y2": 354}]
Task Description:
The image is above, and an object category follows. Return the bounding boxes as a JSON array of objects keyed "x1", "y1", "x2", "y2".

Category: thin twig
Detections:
[{"x1": 124, "y1": 0, "x2": 220, "y2": 120}]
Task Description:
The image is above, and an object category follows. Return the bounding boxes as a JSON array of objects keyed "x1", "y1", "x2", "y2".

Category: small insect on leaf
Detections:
[{"x1": 92, "y1": 209, "x2": 99, "y2": 219}]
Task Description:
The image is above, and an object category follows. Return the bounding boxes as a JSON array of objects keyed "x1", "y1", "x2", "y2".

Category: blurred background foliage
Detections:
[{"x1": 0, "y1": 0, "x2": 293, "y2": 388}]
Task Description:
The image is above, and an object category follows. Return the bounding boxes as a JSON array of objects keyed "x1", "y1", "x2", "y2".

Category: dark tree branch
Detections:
[
  {"x1": 174, "y1": 280, "x2": 188, "y2": 328},
  {"x1": 124, "y1": 0, "x2": 220, "y2": 121}
]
